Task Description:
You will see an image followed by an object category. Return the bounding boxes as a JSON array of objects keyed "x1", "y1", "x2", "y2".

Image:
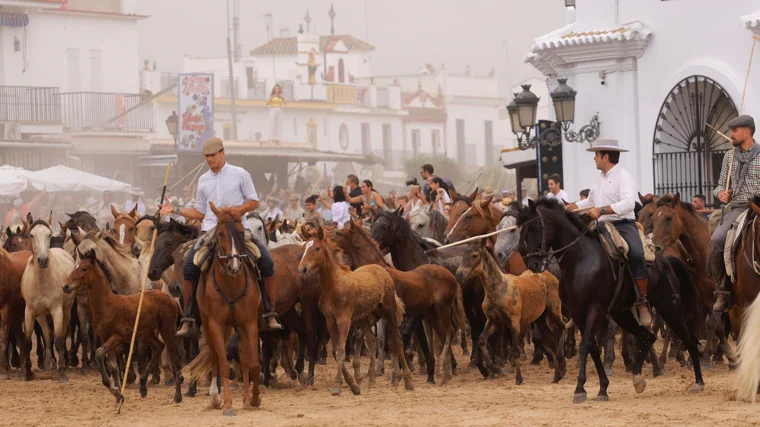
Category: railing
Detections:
[
  {"x1": 59, "y1": 92, "x2": 154, "y2": 131},
  {"x1": 327, "y1": 84, "x2": 357, "y2": 104},
  {"x1": 278, "y1": 80, "x2": 294, "y2": 101},
  {"x1": 0, "y1": 86, "x2": 61, "y2": 123},
  {"x1": 653, "y1": 149, "x2": 727, "y2": 207},
  {"x1": 247, "y1": 81, "x2": 267, "y2": 100}
]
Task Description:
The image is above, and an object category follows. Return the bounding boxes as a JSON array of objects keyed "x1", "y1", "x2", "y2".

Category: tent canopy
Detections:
[
  {"x1": 27, "y1": 165, "x2": 133, "y2": 193},
  {"x1": 0, "y1": 165, "x2": 29, "y2": 196}
]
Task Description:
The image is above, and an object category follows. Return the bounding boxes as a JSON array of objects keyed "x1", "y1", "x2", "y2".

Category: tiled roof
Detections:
[
  {"x1": 531, "y1": 21, "x2": 652, "y2": 51},
  {"x1": 250, "y1": 34, "x2": 375, "y2": 56}
]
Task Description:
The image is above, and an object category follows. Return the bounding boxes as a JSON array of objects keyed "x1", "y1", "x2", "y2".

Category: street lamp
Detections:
[
  {"x1": 549, "y1": 78, "x2": 600, "y2": 144},
  {"x1": 165, "y1": 111, "x2": 178, "y2": 142},
  {"x1": 508, "y1": 85, "x2": 560, "y2": 150}
]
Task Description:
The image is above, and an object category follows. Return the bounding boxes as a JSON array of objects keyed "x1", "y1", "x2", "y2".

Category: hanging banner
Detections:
[{"x1": 177, "y1": 73, "x2": 214, "y2": 151}]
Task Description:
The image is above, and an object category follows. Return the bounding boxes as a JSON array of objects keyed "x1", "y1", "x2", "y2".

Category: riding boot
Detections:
[
  {"x1": 177, "y1": 279, "x2": 197, "y2": 337},
  {"x1": 260, "y1": 276, "x2": 283, "y2": 330},
  {"x1": 709, "y1": 250, "x2": 730, "y2": 313},
  {"x1": 634, "y1": 278, "x2": 653, "y2": 328}
]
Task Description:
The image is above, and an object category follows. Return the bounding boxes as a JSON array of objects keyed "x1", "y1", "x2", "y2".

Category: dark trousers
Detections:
[
  {"x1": 183, "y1": 236, "x2": 275, "y2": 282},
  {"x1": 613, "y1": 220, "x2": 648, "y2": 280}
]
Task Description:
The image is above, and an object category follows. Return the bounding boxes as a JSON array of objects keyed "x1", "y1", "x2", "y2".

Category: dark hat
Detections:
[{"x1": 726, "y1": 115, "x2": 755, "y2": 131}]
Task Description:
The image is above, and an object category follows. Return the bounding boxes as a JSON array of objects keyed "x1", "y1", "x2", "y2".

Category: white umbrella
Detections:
[
  {"x1": 28, "y1": 165, "x2": 132, "y2": 193},
  {"x1": 0, "y1": 165, "x2": 29, "y2": 196}
]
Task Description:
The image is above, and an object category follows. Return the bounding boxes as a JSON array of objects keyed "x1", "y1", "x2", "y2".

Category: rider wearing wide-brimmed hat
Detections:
[
  {"x1": 566, "y1": 139, "x2": 653, "y2": 327},
  {"x1": 159, "y1": 136, "x2": 282, "y2": 335}
]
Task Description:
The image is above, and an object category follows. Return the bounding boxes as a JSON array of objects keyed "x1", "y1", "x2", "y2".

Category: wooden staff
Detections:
[
  {"x1": 706, "y1": 123, "x2": 735, "y2": 193},
  {"x1": 117, "y1": 162, "x2": 172, "y2": 415}
]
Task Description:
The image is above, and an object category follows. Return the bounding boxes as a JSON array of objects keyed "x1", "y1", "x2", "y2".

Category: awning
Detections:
[
  {"x1": 27, "y1": 165, "x2": 133, "y2": 193},
  {"x1": 0, "y1": 12, "x2": 29, "y2": 28},
  {"x1": 222, "y1": 146, "x2": 383, "y2": 165},
  {"x1": 0, "y1": 165, "x2": 29, "y2": 196}
]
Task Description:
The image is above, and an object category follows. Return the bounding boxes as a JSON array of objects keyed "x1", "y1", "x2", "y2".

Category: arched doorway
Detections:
[
  {"x1": 338, "y1": 59, "x2": 345, "y2": 83},
  {"x1": 652, "y1": 75, "x2": 738, "y2": 206}
]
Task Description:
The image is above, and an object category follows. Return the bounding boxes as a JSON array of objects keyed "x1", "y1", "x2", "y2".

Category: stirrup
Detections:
[
  {"x1": 176, "y1": 318, "x2": 196, "y2": 337},
  {"x1": 633, "y1": 301, "x2": 653, "y2": 328},
  {"x1": 262, "y1": 312, "x2": 283, "y2": 330},
  {"x1": 712, "y1": 290, "x2": 730, "y2": 313}
]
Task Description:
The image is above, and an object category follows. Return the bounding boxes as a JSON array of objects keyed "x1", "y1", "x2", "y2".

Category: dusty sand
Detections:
[{"x1": 1, "y1": 343, "x2": 759, "y2": 427}]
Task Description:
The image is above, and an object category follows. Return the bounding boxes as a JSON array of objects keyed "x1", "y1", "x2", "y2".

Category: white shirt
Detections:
[
  {"x1": 546, "y1": 189, "x2": 570, "y2": 205},
  {"x1": 124, "y1": 199, "x2": 147, "y2": 216},
  {"x1": 262, "y1": 206, "x2": 283, "y2": 222},
  {"x1": 435, "y1": 191, "x2": 451, "y2": 213},
  {"x1": 195, "y1": 162, "x2": 259, "y2": 232},
  {"x1": 331, "y1": 201, "x2": 351, "y2": 227},
  {"x1": 575, "y1": 164, "x2": 636, "y2": 222}
]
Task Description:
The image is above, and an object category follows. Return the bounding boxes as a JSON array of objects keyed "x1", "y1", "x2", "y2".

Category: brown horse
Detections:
[
  {"x1": 3, "y1": 225, "x2": 30, "y2": 253},
  {"x1": 456, "y1": 240, "x2": 566, "y2": 384},
  {"x1": 443, "y1": 188, "x2": 481, "y2": 239},
  {"x1": 198, "y1": 202, "x2": 261, "y2": 415},
  {"x1": 63, "y1": 249, "x2": 183, "y2": 403},
  {"x1": 0, "y1": 248, "x2": 32, "y2": 380},
  {"x1": 298, "y1": 226, "x2": 414, "y2": 395},
  {"x1": 330, "y1": 219, "x2": 466, "y2": 384},
  {"x1": 111, "y1": 205, "x2": 141, "y2": 250},
  {"x1": 651, "y1": 193, "x2": 736, "y2": 369}
]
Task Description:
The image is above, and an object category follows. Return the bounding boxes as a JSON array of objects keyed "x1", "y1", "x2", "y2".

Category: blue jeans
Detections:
[
  {"x1": 183, "y1": 235, "x2": 275, "y2": 283},
  {"x1": 612, "y1": 220, "x2": 648, "y2": 280}
]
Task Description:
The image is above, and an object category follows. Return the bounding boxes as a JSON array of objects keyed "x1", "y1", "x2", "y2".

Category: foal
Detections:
[
  {"x1": 298, "y1": 226, "x2": 414, "y2": 395},
  {"x1": 63, "y1": 249, "x2": 183, "y2": 404}
]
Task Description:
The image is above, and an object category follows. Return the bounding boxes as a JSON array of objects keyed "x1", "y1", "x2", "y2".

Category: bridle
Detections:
[
  {"x1": 523, "y1": 207, "x2": 593, "y2": 271},
  {"x1": 214, "y1": 222, "x2": 249, "y2": 265}
]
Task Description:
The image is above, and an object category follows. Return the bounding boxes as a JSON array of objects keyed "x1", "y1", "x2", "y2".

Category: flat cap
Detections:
[
  {"x1": 202, "y1": 136, "x2": 224, "y2": 155},
  {"x1": 726, "y1": 115, "x2": 755, "y2": 131}
]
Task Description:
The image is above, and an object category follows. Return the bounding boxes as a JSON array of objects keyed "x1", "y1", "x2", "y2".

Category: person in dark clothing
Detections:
[{"x1": 345, "y1": 174, "x2": 363, "y2": 216}]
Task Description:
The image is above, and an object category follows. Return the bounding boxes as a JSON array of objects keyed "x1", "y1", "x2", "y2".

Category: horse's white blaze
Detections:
[
  {"x1": 446, "y1": 206, "x2": 472, "y2": 239},
  {"x1": 300, "y1": 240, "x2": 314, "y2": 262},
  {"x1": 230, "y1": 234, "x2": 240, "y2": 271},
  {"x1": 119, "y1": 224, "x2": 126, "y2": 244}
]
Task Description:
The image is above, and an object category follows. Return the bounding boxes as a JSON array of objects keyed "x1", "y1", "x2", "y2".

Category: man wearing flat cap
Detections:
[
  {"x1": 709, "y1": 115, "x2": 760, "y2": 313},
  {"x1": 159, "y1": 136, "x2": 283, "y2": 334},
  {"x1": 567, "y1": 139, "x2": 653, "y2": 327}
]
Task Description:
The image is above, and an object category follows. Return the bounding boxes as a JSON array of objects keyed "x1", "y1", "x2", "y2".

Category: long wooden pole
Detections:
[
  {"x1": 706, "y1": 123, "x2": 736, "y2": 193},
  {"x1": 117, "y1": 162, "x2": 172, "y2": 415}
]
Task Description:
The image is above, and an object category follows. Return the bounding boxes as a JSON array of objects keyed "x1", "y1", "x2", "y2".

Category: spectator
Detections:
[
  {"x1": 124, "y1": 188, "x2": 147, "y2": 216},
  {"x1": 405, "y1": 184, "x2": 426, "y2": 216},
  {"x1": 420, "y1": 163, "x2": 455, "y2": 202},
  {"x1": 5, "y1": 187, "x2": 46, "y2": 228},
  {"x1": 580, "y1": 189, "x2": 590, "y2": 201},
  {"x1": 396, "y1": 195, "x2": 409, "y2": 210},
  {"x1": 546, "y1": 174, "x2": 570, "y2": 205},
  {"x1": 345, "y1": 174, "x2": 363, "y2": 217},
  {"x1": 261, "y1": 196, "x2": 284, "y2": 222},
  {"x1": 431, "y1": 177, "x2": 452, "y2": 213},
  {"x1": 319, "y1": 185, "x2": 351, "y2": 228},
  {"x1": 443, "y1": 203, "x2": 451, "y2": 219},
  {"x1": 359, "y1": 179, "x2": 386, "y2": 214},
  {"x1": 284, "y1": 194, "x2": 305, "y2": 222},
  {"x1": 500, "y1": 190, "x2": 514, "y2": 209},
  {"x1": 303, "y1": 196, "x2": 324, "y2": 226},
  {"x1": 520, "y1": 185, "x2": 532, "y2": 207},
  {"x1": 179, "y1": 184, "x2": 195, "y2": 208},
  {"x1": 692, "y1": 194, "x2": 713, "y2": 219}
]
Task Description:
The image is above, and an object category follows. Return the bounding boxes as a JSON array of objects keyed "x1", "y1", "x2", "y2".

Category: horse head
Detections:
[
  {"x1": 370, "y1": 210, "x2": 403, "y2": 251},
  {"x1": 446, "y1": 197, "x2": 496, "y2": 244},
  {"x1": 455, "y1": 239, "x2": 489, "y2": 283},
  {"x1": 28, "y1": 217, "x2": 53, "y2": 269},
  {"x1": 444, "y1": 187, "x2": 480, "y2": 235},
  {"x1": 651, "y1": 192, "x2": 687, "y2": 254},
  {"x1": 516, "y1": 198, "x2": 573, "y2": 273},
  {"x1": 407, "y1": 206, "x2": 430, "y2": 236},
  {"x1": 3, "y1": 225, "x2": 30, "y2": 253},
  {"x1": 133, "y1": 215, "x2": 157, "y2": 256},
  {"x1": 298, "y1": 226, "x2": 331, "y2": 276},
  {"x1": 494, "y1": 212, "x2": 520, "y2": 267},
  {"x1": 63, "y1": 248, "x2": 99, "y2": 294},
  {"x1": 246, "y1": 213, "x2": 267, "y2": 245},
  {"x1": 637, "y1": 194, "x2": 661, "y2": 235},
  {"x1": 209, "y1": 202, "x2": 246, "y2": 276},
  {"x1": 148, "y1": 218, "x2": 198, "y2": 281},
  {"x1": 113, "y1": 206, "x2": 140, "y2": 248}
]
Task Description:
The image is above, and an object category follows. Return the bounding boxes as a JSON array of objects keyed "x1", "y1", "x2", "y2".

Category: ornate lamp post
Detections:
[
  {"x1": 549, "y1": 78, "x2": 600, "y2": 144},
  {"x1": 165, "y1": 111, "x2": 179, "y2": 142}
]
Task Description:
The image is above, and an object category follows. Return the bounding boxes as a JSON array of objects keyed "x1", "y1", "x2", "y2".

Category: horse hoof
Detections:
[
  {"x1": 252, "y1": 396, "x2": 262, "y2": 407},
  {"x1": 605, "y1": 368, "x2": 614, "y2": 377},
  {"x1": 352, "y1": 389, "x2": 361, "y2": 396},
  {"x1": 223, "y1": 409, "x2": 236, "y2": 417},
  {"x1": 573, "y1": 392, "x2": 587, "y2": 404},
  {"x1": 633, "y1": 375, "x2": 646, "y2": 394},
  {"x1": 24, "y1": 373, "x2": 35, "y2": 382},
  {"x1": 515, "y1": 378, "x2": 523, "y2": 386},
  {"x1": 690, "y1": 383, "x2": 705, "y2": 393},
  {"x1": 653, "y1": 368, "x2": 664, "y2": 378},
  {"x1": 330, "y1": 388, "x2": 341, "y2": 396},
  {"x1": 58, "y1": 377, "x2": 69, "y2": 384},
  {"x1": 594, "y1": 395, "x2": 609, "y2": 402},
  {"x1": 0, "y1": 374, "x2": 9, "y2": 380},
  {"x1": 426, "y1": 378, "x2": 435, "y2": 385}
]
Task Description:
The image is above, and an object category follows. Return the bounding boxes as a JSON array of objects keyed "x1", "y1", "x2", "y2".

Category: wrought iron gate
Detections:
[{"x1": 652, "y1": 76, "x2": 737, "y2": 206}]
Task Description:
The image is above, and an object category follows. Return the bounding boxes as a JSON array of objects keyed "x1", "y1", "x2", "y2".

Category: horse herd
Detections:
[{"x1": 0, "y1": 188, "x2": 759, "y2": 415}]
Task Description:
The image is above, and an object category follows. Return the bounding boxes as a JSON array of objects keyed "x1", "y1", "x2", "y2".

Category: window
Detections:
[
  {"x1": 484, "y1": 120, "x2": 494, "y2": 160},
  {"x1": 89, "y1": 50, "x2": 102, "y2": 92},
  {"x1": 456, "y1": 119, "x2": 465, "y2": 163},
  {"x1": 382, "y1": 124, "x2": 392, "y2": 162},
  {"x1": 431, "y1": 129, "x2": 441, "y2": 156},
  {"x1": 338, "y1": 59, "x2": 345, "y2": 83},
  {"x1": 246, "y1": 67, "x2": 255, "y2": 87},
  {"x1": 411, "y1": 129, "x2": 420, "y2": 156},
  {"x1": 293, "y1": 117, "x2": 298, "y2": 135},
  {"x1": 361, "y1": 123, "x2": 371, "y2": 155},
  {"x1": 66, "y1": 49, "x2": 81, "y2": 92},
  {"x1": 307, "y1": 118, "x2": 318, "y2": 148},
  {"x1": 223, "y1": 123, "x2": 232, "y2": 140}
]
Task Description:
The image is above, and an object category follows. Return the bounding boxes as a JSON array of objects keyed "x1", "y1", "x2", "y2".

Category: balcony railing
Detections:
[
  {"x1": 327, "y1": 84, "x2": 357, "y2": 104},
  {"x1": 247, "y1": 81, "x2": 267, "y2": 100},
  {"x1": 0, "y1": 86, "x2": 61, "y2": 123},
  {"x1": 60, "y1": 92, "x2": 154, "y2": 131}
]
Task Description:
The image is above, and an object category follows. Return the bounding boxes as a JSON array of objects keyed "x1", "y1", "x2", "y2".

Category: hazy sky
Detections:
[{"x1": 136, "y1": 0, "x2": 567, "y2": 98}]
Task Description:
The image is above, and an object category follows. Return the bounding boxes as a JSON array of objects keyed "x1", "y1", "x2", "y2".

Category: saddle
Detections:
[
  {"x1": 597, "y1": 221, "x2": 656, "y2": 264},
  {"x1": 192, "y1": 226, "x2": 262, "y2": 273},
  {"x1": 725, "y1": 207, "x2": 754, "y2": 283}
]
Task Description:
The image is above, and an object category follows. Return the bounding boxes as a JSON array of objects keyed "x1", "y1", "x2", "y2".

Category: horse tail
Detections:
[
  {"x1": 394, "y1": 294, "x2": 406, "y2": 325},
  {"x1": 735, "y1": 292, "x2": 760, "y2": 402},
  {"x1": 451, "y1": 284, "x2": 468, "y2": 332}
]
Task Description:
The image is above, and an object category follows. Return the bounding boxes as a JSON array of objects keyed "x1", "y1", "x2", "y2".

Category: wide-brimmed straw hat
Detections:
[
  {"x1": 129, "y1": 187, "x2": 145, "y2": 196},
  {"x1": 586, "y1": 139, "x2": 629, "y2": 152}
]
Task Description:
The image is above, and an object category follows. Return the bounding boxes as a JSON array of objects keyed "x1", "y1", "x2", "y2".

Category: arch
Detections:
[
  {"x1": 338, "y1": 58, "x2": 345, "y2": 83},
  {"x1": 652, "y1": 75, "x2": 738, "y2": 205},
  {"x1": 339, "y1": 123, "x2": 349, "y2": 150}
]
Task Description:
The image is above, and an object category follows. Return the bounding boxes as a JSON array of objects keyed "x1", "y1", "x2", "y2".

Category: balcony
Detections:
[
  {"x1": 247, "y1": 80, "x2": 267, "y2": 100},
  {"x1": 60, "y1": 92, "x2": 154, "y2": 132},
  {"x1": 327, "y1": 84, "x2": 357, "y2": 104},
  {"x1": 0, "y1": 86, "x2": 61, "y2": 123}
]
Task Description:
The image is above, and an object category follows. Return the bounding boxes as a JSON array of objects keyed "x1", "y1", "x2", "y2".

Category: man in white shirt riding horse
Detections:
[{"x1": 566, "y1": 139, "x2": 653, "y2": 327}]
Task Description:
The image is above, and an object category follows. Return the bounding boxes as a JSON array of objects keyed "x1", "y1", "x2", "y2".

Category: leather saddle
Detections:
[
  {"x1": 597, "y1": 221, "x2": 656, "y2": 264},
  {"x1": 191, "y1": 226, "x2": 262, "y2": 273},
  {"x1": 725, "y1": 207, "x2": 755, "y2": 283}
]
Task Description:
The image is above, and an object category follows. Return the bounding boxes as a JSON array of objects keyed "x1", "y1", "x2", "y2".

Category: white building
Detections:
[
  {"x1": 513, "y1": 0, "x2": 760, "y2": 205},
  {"x1": 0, "y1": 0, "x2": 151, "y2": 184}
]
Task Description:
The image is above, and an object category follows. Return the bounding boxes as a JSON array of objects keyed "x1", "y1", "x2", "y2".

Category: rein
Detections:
[
  {"x1": 210, "y1": 222, "x2": 255, "y2": 332},
  {"x1": 524, "y1": 208, "x2": 593, "y2": 270}
]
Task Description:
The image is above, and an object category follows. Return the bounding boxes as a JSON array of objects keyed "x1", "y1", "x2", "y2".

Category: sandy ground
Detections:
[{"x1": 1, "y1": 341, "x2": 759, "y2": 427}]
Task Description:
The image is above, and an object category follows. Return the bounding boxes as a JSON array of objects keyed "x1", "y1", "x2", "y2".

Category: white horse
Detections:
[
  {"x1": 407, "y1": 205, "x2": 448, "y2": 244},
  {"x1": 21, "y1": 216, "x2": 75, "y2": 382}
]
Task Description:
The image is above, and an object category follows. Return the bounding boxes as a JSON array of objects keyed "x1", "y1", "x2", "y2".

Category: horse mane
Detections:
[
  {"x1": 158, "y1": 220, "x2": 199, "y2": 239},
  {"x1": 501, "y1": 209, "x2": 518, "y2": 220},
  {"x1": 319, "y1": 234, "x2": 352, "y2": 272},
  {"x1": 67, "y1": 211, "x2": 97, "y2": 225},
  {"x1": 452, "y1": 195, "x2": 472, "y2": 207},
  {"x1": 525, "y1": 197, "x2": 591, "y2": 234},
  {"x1": 426, "y1": 208, "x2": 449, "y2": 242},
  {"x1": 84, "y1": 231, "x2": 134, "y2": 260},
  {"x1": 657, "y1": 194, "x2": 697, "y2": 215},
  {"x1": 347, "y1": 223, "x2": 391, "y2": 268},
  {"x1": 30, "y1": 219, "x2": 50, "y2": 230},
  {"x1": 376, "y1": 210, "x2": 436, "y2": 251}
]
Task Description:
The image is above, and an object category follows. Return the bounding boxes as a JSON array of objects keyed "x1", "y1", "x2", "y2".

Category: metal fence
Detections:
[
  {"x1": 653, "y1": 149, "x2": 727, "y2": 207},
  {"x1": 59, "y1": 92, "x2": 154, "y2": 131},
  {"x1": 0, "y1": 86, "x2": 60, "y2": 122},
  {"x1": 247, "y1": 80, "x2": 267, "y2": 100}
]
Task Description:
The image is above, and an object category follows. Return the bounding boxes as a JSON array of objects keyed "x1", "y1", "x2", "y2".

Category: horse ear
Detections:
[
  {"x1": 26, "y1": 212, "x2": 33, "y2": 226},
  {"x1": 111, "y1": 204, "x2": 119, "y2": 219},
  {"x1": 85, "y1": 249, "x2": 97, "y2": 260},
  {"x1": 316, "y1": 226, "x2": 325, "y2": 240},
  {"x1": 348, "y1": 217, "x2": 356, "y2": 229},
  {"x1": 479, "y1": 237, "x2": 488, "y2": 249},
  {"x1": 71, "y1": 230, "x2": 81, "y2": 247},
  {"x1": 4, "y1": 227, "x2": 10, "y2": 239},
  {"x1": 59, "y1": 222, "x2": 67, "y2": 231},
  {"x1": 468, "y1": 187, "x2": 479, "y2": 202},
  {"x1": 302, "y1": 226, "x2": 312, "y2": 240},
  {"x1": 673, "y1": 192, "x2": 681, "y2": 205},
  {"x1": 46, "y1": 210, "x2": 53, "y2": 225},
  {"x1": 638, "y1": 192, "x2": 648, "y2": 205},
  {"x1": 128, "y1": 205, "x2": 138, "y2": 218},
  {"x1": 77, "y1": 226, "x2": 86, "y2": 236},
  {"x1": 75, "y1": 247, "x2": 83, "y2": 260},
  {"x1": 528, "y1": 199, "x2": 537, "y2": 213},
  {"x1": 395, "y1": 206, "x2": 404, "y2": 216}
]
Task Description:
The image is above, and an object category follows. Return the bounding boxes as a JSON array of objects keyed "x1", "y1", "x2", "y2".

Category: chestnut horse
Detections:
[
  {"x1": 298, "y1": 226, "x2": 414, "y2": 396},
  {"x1": 330, "y1": 219, "x2": 466, "y2": 384},
  {"x1": 443, "y1": 188, "x2": 480, "y2": 237},
  {"x1": 731, "y1": 196, "x2": 760, "y2": 402},
  {"x1": 199, "y1": 203, "x2": 261, "y2": 415},
  {"x1": 0, "y1": 247, "x2": 32, "y2": 380},
  {"x1": 111, "y1": 205, "x2": 141, "y2": 249}
]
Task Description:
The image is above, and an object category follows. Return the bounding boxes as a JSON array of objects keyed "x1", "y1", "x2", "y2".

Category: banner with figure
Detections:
[{"x1": 177, "y1": 73, "x2": 214, "y2": 151}]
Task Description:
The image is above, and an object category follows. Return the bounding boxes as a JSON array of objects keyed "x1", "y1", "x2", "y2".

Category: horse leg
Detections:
[
  {"x1": 477, "y1": 320, "x2": 501, "y2": 377},
  {"x1": 210, "y1": 319, "x2": 234, "y2": 415},
  {"x1": 574, "y1": 305, "x2": 606, "y2": 404},
  {"x1": 300, "y1": 301, "x2": 319, "y2": 386},
  {"x1": 359, "y1": 321, "x2": 377, "y2": 387},
  {"x1": 332, "y1": 317, "x2": 359, "y2": 396},
  {"x1": 400, "y1": 315, "x2": 420, "y2": 372},
  {"x1": 415, "y1": 320, "x2": 435, "y2": 384},
  {"x1": 702, "y1": 314, "x2": 717, "y2": 370},
  {"x1": 51, "y1": 306, "x2": 70, "y2": 383},
  {"x1": 260, "y1": 333, "x2": 273, "y2": 388},
  {"x1": 236, "y1": 328, "x2": 251, "y2": 409},
  {"x1": 0, "y1": 307, "x2": 11, "y2": 380},
  {"x1": 460, "y1": 328, "x2": 470, "y2": 356},
  {"x1": 536, "y1": 317, "x2": 563, "y2": 383},
  {"x1": 603, "y1": 318, "x2": 616, "y2": 376},
  {"x1": 200, "y1": 322, "x2": 222, "y2": 410},
  {"x1": 140, "y1": 336, "x2": 164, "y2": 398},
  {"x1": 353, "y1": 325, "x2": 365, "y2": 384},
  {"x1": 510, "y1": 324, "x2": 524, "y2": 385},
  {"x1": 77, "y1": 300, "x2": 92, "y2": 375},
  {"x1": 530, "y1": 323, "x2": 545, "y2": 366},
  {"x1": 385, "y1": 311, "x2": 414, "y2": 391},
  {"x1": 34, "y1": 320, "x2": 46, "y2": 370},
  {"x1": 611, "y1": 310, "x2": 656, "y2": 395},
  {"x1": 95, "y1": 336, "x2": 125, "y2": 404},
  {"x1": 588, "y1": 338, "x2": 610, "y2": 401},
  {"x1": 714, "y1": 315, "x2": 738, "y2": 370},
  {"x1": 375, "y1": 318, "x2": 386, "y2": 376},
  {"x1": 647, "y1": 338, "x2": 664, "y2": 377},
  {"x1": 22, "y1": 308, "x2": 36, "y2": 381},
  {"x1": 159, "y1": 323, "x2": 183, "y2": 404}
]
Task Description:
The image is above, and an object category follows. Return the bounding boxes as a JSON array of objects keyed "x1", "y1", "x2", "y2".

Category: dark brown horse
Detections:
[
  {"x1": 733, "y1": 196, "x2": 760, "y2": 401},
  {"x1": 331, "y1": 219, "x2": 466, "y2": 384},
  {"x1": 0, "y1": 247, "x2": 32, "y2": 380}
]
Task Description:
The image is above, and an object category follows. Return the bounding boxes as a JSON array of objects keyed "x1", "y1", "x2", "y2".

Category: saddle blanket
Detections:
[
  {"x1": 598, "y1": 221, "x2": 656, "y2": 264},
  {"x1": 192, "y1": 226, "x2": 261, "y2": 273}
]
